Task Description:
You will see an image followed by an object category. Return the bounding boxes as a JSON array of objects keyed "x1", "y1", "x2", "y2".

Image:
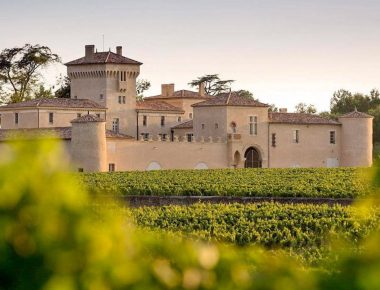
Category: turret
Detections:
[
  {"x1": 70, "y1": 115, "x2": 107, "y2": 172},
  {"x1": 338, "y1": 110, "x2": 373, "y2": 167}
]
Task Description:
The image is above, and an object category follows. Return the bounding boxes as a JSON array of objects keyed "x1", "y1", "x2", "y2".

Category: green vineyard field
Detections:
[
  {"x1": 130, "y1": 203, "x2": 379, "y2": 247},
  {"x1": 82, "y1": 167, "x2": 371, "y2": 198}
]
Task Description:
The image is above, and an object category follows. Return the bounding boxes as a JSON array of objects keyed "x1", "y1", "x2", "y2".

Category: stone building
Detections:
[{"x1": 0, "y1": 44, "x2": 373, "y2": 172}]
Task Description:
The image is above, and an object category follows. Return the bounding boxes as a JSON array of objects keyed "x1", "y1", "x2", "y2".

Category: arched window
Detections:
[
  {"x1": 233, "y1": 151, "x2": 241, "y2": 167},
  {"x1": 244, "y1": 147, "x2": 262, "y2": 168},
  {"x1": 230, "y1": 122, "x2": 237, "y2": 133},
  {"x1": 147, "y1": 162, "x2": 162, "y2": 171},
  {"x1": 194, "y1": 162, "x2": 208, "y2": 170}
]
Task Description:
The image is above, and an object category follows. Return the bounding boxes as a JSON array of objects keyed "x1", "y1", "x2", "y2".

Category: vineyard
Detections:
[
  {"x1": 82, "y1": 167, "x2": 371, "y2": 198},
  {"x1": 131, "y1": 202, "x2": 379, "y2": 246},
  {"x1": 128, "y1": 202, "x2": 380, "y2": 264}
]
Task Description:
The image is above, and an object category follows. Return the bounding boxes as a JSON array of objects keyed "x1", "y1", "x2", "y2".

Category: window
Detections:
[
  {"x1": 96, "y1": 114, "x2": 101, "y2": 118},
  {"x1": 118, "y1": 96, "x2": 122, "y2": 104},
  {"x1": 178, "y1": 116, "x2": 182, "y2": 122},
  {"x1": 187, "y1": 133, "x2": 194, "y2": 142},
  {"x1": 249, "y1": 116, "x2": 258, "y2": 135},
  {"x1": 272, "y1": 133, "x2": 276, "y2": 147},
  {"x1": 215, "y1": 123, "x2": 219, "y2": 129},
  {"x1": 112, "y1": 118, "x2": 120, "y2": 133},
  {"x1": 230, "y1": 122, "x2": 237, "y2": 133},
  {"x1": 15, "y1": 113, "x2": 19, "y2": 124},
  {"x1": 159, "y1": 133, "x2": 167, "y2": 141},
  {"x1": 143, "y1": 115, "x2": 147, "y2": 126},
  {"x1": 109, "y1": 163, "x2": 116, "y2": 172},
  {"x1": 100, "y1": 94, "x2": 103, "y2": 100},
  {"x1": 189, "y1": 113, "x2": 193, "y2": 119},
  {"x1": 293, "y1": 130, "x2": 300, "y2": 143},
  {"x1": 77, "y1": 113, "x2": 82, "y2": 118},
  {"x1": 123, "y1": 96, "x2": 126, "y2": 104},
  {"x1": 201, "y1": 124, "x2": 205, "y2": 130},
  {"x1": 74, "y1": 96, "x2": 78, "y2": 99},
  {"x1": 330, "y1": 131, "x2": 336, "y2": 144},
  {"x1": 141, "y1": 133, "x2": 149, "y2": 141},
  {"x1": 120, "y1": 71, "x2": 127, "y2": 81},
  {"x1": 78, "y1": 168, "x2": 84, "y2": 173},
  {"x1": 161, "y1": 116, "x2": 165, "y2": 127},
  {"x1": 49, "y1": 112, "x2": 54, "y2": 124}
]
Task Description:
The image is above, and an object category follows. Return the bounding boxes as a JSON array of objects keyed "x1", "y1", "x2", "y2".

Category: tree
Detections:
[
  {"x1": 295, "y1": 103, "x2": 317, "y2": 114},
  {"x1": 269, "y1": 104, "x2": 279, "y2": 112},
  {"x1": 0, "y1": 44, "x2": 60, "y2": 104},
  {"x1": 235, "y1": 90, "x2": 255, "y2": 100},
  {"x1": 136, "y1": 79, "x2": 151, "y2": 100},
  {"x1": 189, "y1": 74, "x2": 234, "y2": 96},
  {"x1": 330, "y1": 89, "x2": 380, "y2": 114},
  {"x1": 55, "y1": 75, "x2": 71, "y2": 98},
  {"x1": 33, "y1": 84, "x2": 54, "y2": 99}
]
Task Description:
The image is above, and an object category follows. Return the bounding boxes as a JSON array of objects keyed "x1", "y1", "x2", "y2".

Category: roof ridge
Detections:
[
  {"x1": 105, "y1": 51, "x2": 111, "y2": 63},
  {"x1": 226, "y1": 90, "x2": 232, "y2": 105}
]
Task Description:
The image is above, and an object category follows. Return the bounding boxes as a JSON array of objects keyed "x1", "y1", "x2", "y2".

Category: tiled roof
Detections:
[
  {"x1": 269, "y1": 113, "x2": 341, "y2": 125},
  {"x1": 0, "y1": 127, "x2": 133, "y2": 141},
  {"x1": 339, "y1": 111, "x2": 373, "y2": 119},
  {"x1": 0, "y1": 98, "x2": 106, "y2": 110},
  {"x1": 71, "y1": 114, "x2": 105, "y2": 123},
  {"x1": 136, "y1": 100, "x2": 184, "y2": 113},
  {"x1": 192, "y1": 92, "x2": 270, "y2": 107},
  {"x1": 146, "y1": 90, "x2": 213, "y2": 100},
  {"x1": 65, "y1": 51, "x2": 142, "y2": 66},
  {"x1": 172, "y1": 120, "x2": 193, "y2": 129}
]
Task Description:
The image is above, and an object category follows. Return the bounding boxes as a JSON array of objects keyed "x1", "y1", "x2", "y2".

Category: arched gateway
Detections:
[{"x1": 244, "y1": 147, "x2": 262, "y2": 168}]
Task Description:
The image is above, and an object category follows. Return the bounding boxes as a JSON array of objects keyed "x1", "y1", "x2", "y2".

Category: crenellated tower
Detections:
[{"x1": 66, "y1": 45, "x2": 142, "y2": 138}]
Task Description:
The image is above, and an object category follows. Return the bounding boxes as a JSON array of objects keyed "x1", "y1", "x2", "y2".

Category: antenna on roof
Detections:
[{"x1": 102, "y1": 34, "x2": 105, "y2": 52}]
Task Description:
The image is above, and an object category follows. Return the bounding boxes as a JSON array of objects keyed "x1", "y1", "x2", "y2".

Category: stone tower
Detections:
[
  {"x1": 70, "y1": 115, "x2": 107, "y2": 172},
  {"x1": 66, "y1": 45, "x2": 142, "y2": 138},
  {"x1": 338, "y1": 110, "x2": 373, "y2": 167}
]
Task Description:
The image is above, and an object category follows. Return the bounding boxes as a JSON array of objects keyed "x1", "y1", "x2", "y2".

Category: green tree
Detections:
[
  {"x1": 136, "y1": 79, "x2": 151, "y2": 100},
  {"x1": 189, "y1": 74, "x2": 234, "y2": 96},
  {"x1": 269, "y1": 104, "x2": 279, "y2": 112},
  {"x1": 33, "y1": 84, "x2": 54, "y2": 99},
  {"x1": 235, "y1": 90, "x2": 255, "y2": 99},
  {"x1": 0, "y1": 44, "x2": 60, "y2": 104},
  {"x1": 295, "y1": 103, "x2": 317, "y2": 114},
  {"x1": 54, "y1": 75, "x2": 71, "y2": 98},
  {"x1": 330, "y1": 89, "x2": 380, "y2": 114}
]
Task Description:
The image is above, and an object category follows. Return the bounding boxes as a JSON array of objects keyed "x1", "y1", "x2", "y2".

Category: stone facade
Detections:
[{"x1": 0, "y1": 44, "x2": 374, "y2": 172}]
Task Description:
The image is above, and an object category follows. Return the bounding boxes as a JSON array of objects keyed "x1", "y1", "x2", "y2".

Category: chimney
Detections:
[
  {"x1": 199, "y1": 82, "x2": 206, "y2": 96},
  {"x1": 161, "y1": 84, "x2": 175, "y2": 97},
  {"x1": 279, "y1": 108, "x2": 288, "y2": 113},
  {"x1": 116, "y1": 46, "x2": 123, "y2": 56},
  {"x1": 85, "y1": 45, "x2": 95, "y2": 58}
]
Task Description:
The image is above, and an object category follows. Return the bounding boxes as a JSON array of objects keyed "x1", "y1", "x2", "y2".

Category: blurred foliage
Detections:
[{"x1": 1, "y1": 140, "x2": 380, "y2": 289}]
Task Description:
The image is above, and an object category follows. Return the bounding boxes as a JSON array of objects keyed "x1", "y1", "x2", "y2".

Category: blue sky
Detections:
[{"x1": 1, "y1": 0, "x2": 379, "y2": 111}]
